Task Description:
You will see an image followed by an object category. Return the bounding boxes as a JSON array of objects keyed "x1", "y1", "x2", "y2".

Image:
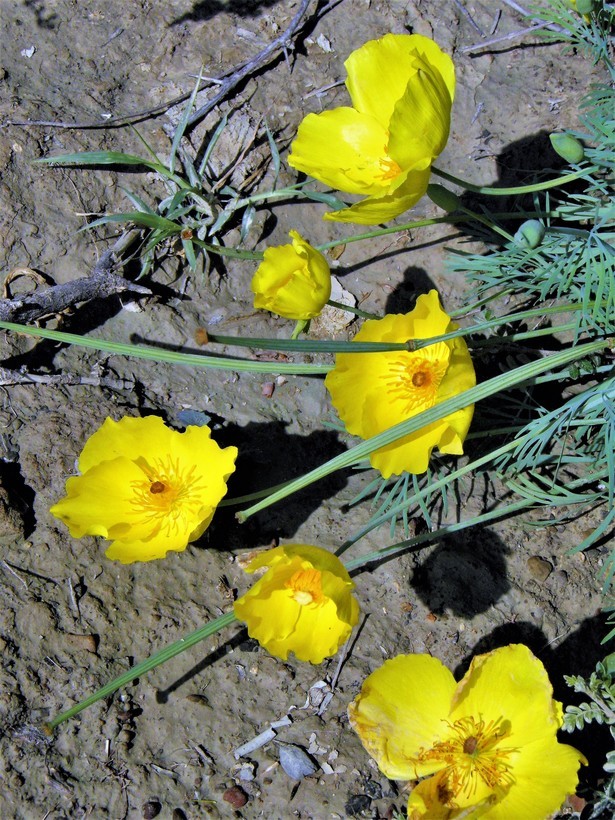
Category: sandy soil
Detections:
[{"x1": 0, "y1": 1, "x2": 610, "y2": 817}]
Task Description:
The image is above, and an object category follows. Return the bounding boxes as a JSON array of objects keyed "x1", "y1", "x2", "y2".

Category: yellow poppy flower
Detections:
[
  {"x1": 288, "y1": 33, "x2": 455, "y2": 225},
  {"x1": 325, "y1": 290, "x2": 475, "y2": 478},
  {"x1": 50, "y1": 416, "x2": 237, "y2": 564},
  {"x1": 233, "y1": 544, "x2": 359, "y2": 664},
  {"x1": 251, "y1": 230, "x2": 331, "y2": 320},
  {"x1": 349, "y1": 645, "x2": 586, "y2": 819}
]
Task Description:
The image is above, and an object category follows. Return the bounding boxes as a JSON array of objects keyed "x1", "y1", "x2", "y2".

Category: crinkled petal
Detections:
[
  {"x1": 345, "y1": 34, "x2": 455, "y2": 128},
  {"x1": 50, "y1": 457, "x2": 149, "y2": 540},
  {"x1": 288, "y1": 108, "x2": 393, "y2": 195},
  {"x1": 348, "y1": 654, "x2": 457, "y2": 780},
  {"x1": 370, "y1": 418, "x2": 464, "y2": 478},
  {"x1": 407, "y1": 773, "x2": 495, "y2": 819},
  {"x1": 246, "y1": 543, "x2": 354, "y2": 586},
  {"x1": 78, "y1": 416, "x2": 176, "y2": 472},
  {"x1": 323, "y1": 166, "x2": 432, "y2": 225}
]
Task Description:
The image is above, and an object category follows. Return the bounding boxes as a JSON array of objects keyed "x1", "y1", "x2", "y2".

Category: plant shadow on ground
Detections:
[
  {"x1": 455, "y1": 129, "x2": 569, "y2": 239},
  {"x1": 457, "y1": 614, "x2": 612, "y2": 795},
  {"x1": 202, "y1": 418, "x2": 350, "y2": 549},
  {"x1": 410, "y1": 526, "x2": 511, "y2": 618},
  {"x1": 384, "y1": 265, "x2": 437, "y2": 314},
  {"x1": 170, "y1": 0, "x2": 289, "y2": 25}
]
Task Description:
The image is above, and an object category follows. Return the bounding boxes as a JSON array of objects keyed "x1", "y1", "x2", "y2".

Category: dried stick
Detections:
[
  {"x1": 0, "y1": 367, "x2": 135, "y2": 391},
  {"x1": 2, "y1": 0, "x2": 315, "y2": 131},
  {"x1": 0, "y1": 230, "x2": 150, "y2": 324},
  {"x1": 186, "y1": 0, "x2": 312, "y2": 127}
]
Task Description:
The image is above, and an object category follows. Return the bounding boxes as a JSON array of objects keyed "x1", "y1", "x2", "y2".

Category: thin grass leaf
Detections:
[
  {"x1": 80, "y1": 212, "x2": 182, "y2": 234},
  {"x1": 169, "y1": 70, "x2": 203, "y2": 175},
  {"x1": 264, "y1": 120, "x2": 280, "y2": 188},
  {"x1": 119, "y1": 186, "x2": 156, "y2": 215},
  {"x1": 182, "y1": 237, "x2": 198, "y2": 270},
  {"x1": 240, "y1": 205, "x2": 256, "y2": 244},
  {"x1": 198, "y1": 113, "x2": 228, "y2": 180}
]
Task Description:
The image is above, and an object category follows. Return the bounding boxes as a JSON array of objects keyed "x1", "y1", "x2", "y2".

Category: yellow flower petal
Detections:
[
  {"x1": 323, "y1": 166, "x2": 432, "y2": 224},
  {"x1": 234, "y1": 544, "x2": 359, "y2": 664},
  {"x1": 483, "y1": 736, "x2": 586, "y2": 820},
  {"x1": 325, "y1": 291, "x2": 475, "y2": 476},
  {"x1": 251, "y1": 230, "x2": 331, "y2": 320},
  {"x1": 345, "y1": 33, "x2": 455, "y2": 129},
  {"x1": 51, "y1": 416, "x2": 237, "y2": 563},
  {"x1": 388, "y1": 55, "x2": 453, "y2": 168},
  {"x1": 450, "y1": 645, "x2": 562, "y2": 742},
  {"x1": 77, "y1": 415, "x2": 175, "y2": 473},
  {"x1": 288, "y1": 108, "x2": 394, "y2": 196},
  {"x1": 348, "y1": 654, "x2": 457, "y2": 780}
]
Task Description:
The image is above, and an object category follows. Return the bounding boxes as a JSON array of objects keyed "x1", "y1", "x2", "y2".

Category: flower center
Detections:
[
  {"x1": 286, "y1": 568, "x2": 324, "y2": 606},
  {"x1": 417, "y1": 715, "x2": 516, "y2": 804},
  {"x1": 130, "y1": 456, "x2": 208, "y2": 536},
  {"x1": 377, "y1": 153, "x2": 402, "y2": 182},
  {"x1": 383, "y1": 342, "x2": 450, "y2": 414}
]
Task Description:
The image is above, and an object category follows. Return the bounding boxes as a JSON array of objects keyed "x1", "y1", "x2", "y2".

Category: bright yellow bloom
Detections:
[
  {"x1": 288, "y1": 34, "x2": 455, "y2": 225},
  {"x1": 349, "y1": 645, "x2": 586, "y2": 819},
  {"x1": 50, "y1": 416, "x2": 237, "y2": 564},
  {"x1": 251, "y1": 230, "x2": 331, "y2": 320},
  {"x1": 325, "y1": 290, "x2": 475, "y2": 478},
  {"x1": 233, "y1": 544, "x2": 359, "y2": 663}
]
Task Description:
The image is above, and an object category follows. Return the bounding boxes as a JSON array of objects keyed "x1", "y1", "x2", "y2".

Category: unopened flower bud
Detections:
[
  {"x1": 427, "y1": 184, "x2": 461, "y2": 212},
  {"x1": 550, "y1": 132, "x2": 585, "y2": 164},
  {"x1": 514, "y1": 220, "x2": 546, "y2": 250},
  {"x1": 574, "y1": 0, "x2": 595, "y2": 15}
]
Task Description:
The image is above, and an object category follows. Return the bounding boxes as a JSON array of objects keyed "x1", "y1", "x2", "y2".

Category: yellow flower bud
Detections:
[{"x1": 251, "y1": 230, "x2": 331, "y2": 321}]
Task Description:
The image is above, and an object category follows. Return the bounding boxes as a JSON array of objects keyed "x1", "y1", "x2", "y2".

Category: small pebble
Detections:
[
  {"x1": 261, "y1": 381, "x2": 275, "y2": 398},
  {"x1": 142, "y1": 801, "x2": 162, "y2": 819},
  {"x1": 278, "y1": 742, "x2": 318, "y2": 780},
  {"x1": 222, "y1": 786, "x2": 248, "y2": 809},
  {"x1": 527, "y1": 556, "x2": 552, "y2": 582},
  {"x1": 549, "y1": 569, "x2": 568, "y2": 589}
]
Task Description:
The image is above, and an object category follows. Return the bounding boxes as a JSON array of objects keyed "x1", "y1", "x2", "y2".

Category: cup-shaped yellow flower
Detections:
[
  {"x1": 50, "y1": 416, "x2": 238, "y2": 564},
  {"x1": 288, "y1": 34, "x2": 455, "y2": 225},
  {"x1": 251, "y1": 230, "x2": 331, "y2": 321},
  {"x1": 349, "y1": 645, "x2": 586, "y2": 819},
  {"x1": 325, "y1": 290, "x2": 475, "y2": 478},
  {"x1": 233, "y1": 544, "x2": 359, "y2": 664}
]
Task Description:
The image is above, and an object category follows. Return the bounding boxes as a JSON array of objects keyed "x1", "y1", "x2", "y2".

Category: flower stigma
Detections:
[
  {"x1": 286, "y1": 568, "x2": 324, "y2": 606},
  {"x1": 418, "y1": 715, "x2": 516, "y2": 802},
  {"x1": 384, "y1": 345, "x2": 449, "y2": 413},
  {"x1": 131, "y1": 456, "x2": 208, "y2": 534}
]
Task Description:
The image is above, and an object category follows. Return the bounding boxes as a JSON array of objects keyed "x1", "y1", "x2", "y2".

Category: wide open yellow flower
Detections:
[
  {"x1": 233, "y1": 544, "x2": 359, "y2": 663},
  {"x1": 325, "y1": 290, "x2": 475, "y2": 478},
  {"x1": 50, "y1": 416, "x2": 237, "y2": 564},
  {"x1": 251, "y1": 230, "x2": 331, "y2": 320},
  {"x1": 288, "y1": 33, "x2": 455, "y2": 225},
  {"x1": 349, "y1": 645, "x2": 586, "y2": 819}
]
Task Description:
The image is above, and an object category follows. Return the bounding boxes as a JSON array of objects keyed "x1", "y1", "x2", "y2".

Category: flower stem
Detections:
[
  {"x1": 432, "y1": 164, "x2": 599, "y2": 196},
  {"x1": 45, "y1": 612, "x2": 238, "y2": 731},
  {"x1": 327, "y1": 299, "x2": 380, "y2": 320},
  {"x1": 0, "y1": 321, "x2": 332, "y2": 375}
]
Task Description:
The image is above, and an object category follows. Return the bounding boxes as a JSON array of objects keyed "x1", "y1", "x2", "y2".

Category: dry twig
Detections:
[{"x1": 0, "y1": 230, "x2": 150, "y2": 324}]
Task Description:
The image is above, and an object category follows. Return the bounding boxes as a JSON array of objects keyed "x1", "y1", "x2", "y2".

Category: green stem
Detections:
[
  {"x1": 46, "y1": 612, "x2": 238, "y2": 730},
  {"x1": 432, "y1": 164, "x2": 599, "y2": 196},
  {"x1": 236, "y1": 338, "x2": 610, "y2": 521},
  {"x1": 458, "y1": 206, "x2": 515, "y2": 243},
  {"x1": 0, "y1": 322, "x2": 332, "y2": 375}
]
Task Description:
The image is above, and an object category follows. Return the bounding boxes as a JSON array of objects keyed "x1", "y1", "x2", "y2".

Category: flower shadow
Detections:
[
  {"x1": 410, "y1": 526, "x2": 511, "y2": 618},
  {"x1": 383, "y1": 265, "x2": 438, "y2": 315},
  {"x1": 170, "y1": 0, "x2": 284, "y2": 25},
  {"x1": 202, "y1": 418, "x2": 349, "y2": 548}
]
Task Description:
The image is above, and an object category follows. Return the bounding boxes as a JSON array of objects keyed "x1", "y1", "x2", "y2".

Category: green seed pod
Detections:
[
  {"x1": 550, "y1": 132, "x2": 585, "y2": 164},
  {"x1": 426, "y1": 184, "x2": 461, "y2": 212},
  {"x1": 514, "y1": 219, "x2": 546, "y2": 250},
  {"x1": 574, "y1": 0, "x2": 595, "y2": 15}
]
